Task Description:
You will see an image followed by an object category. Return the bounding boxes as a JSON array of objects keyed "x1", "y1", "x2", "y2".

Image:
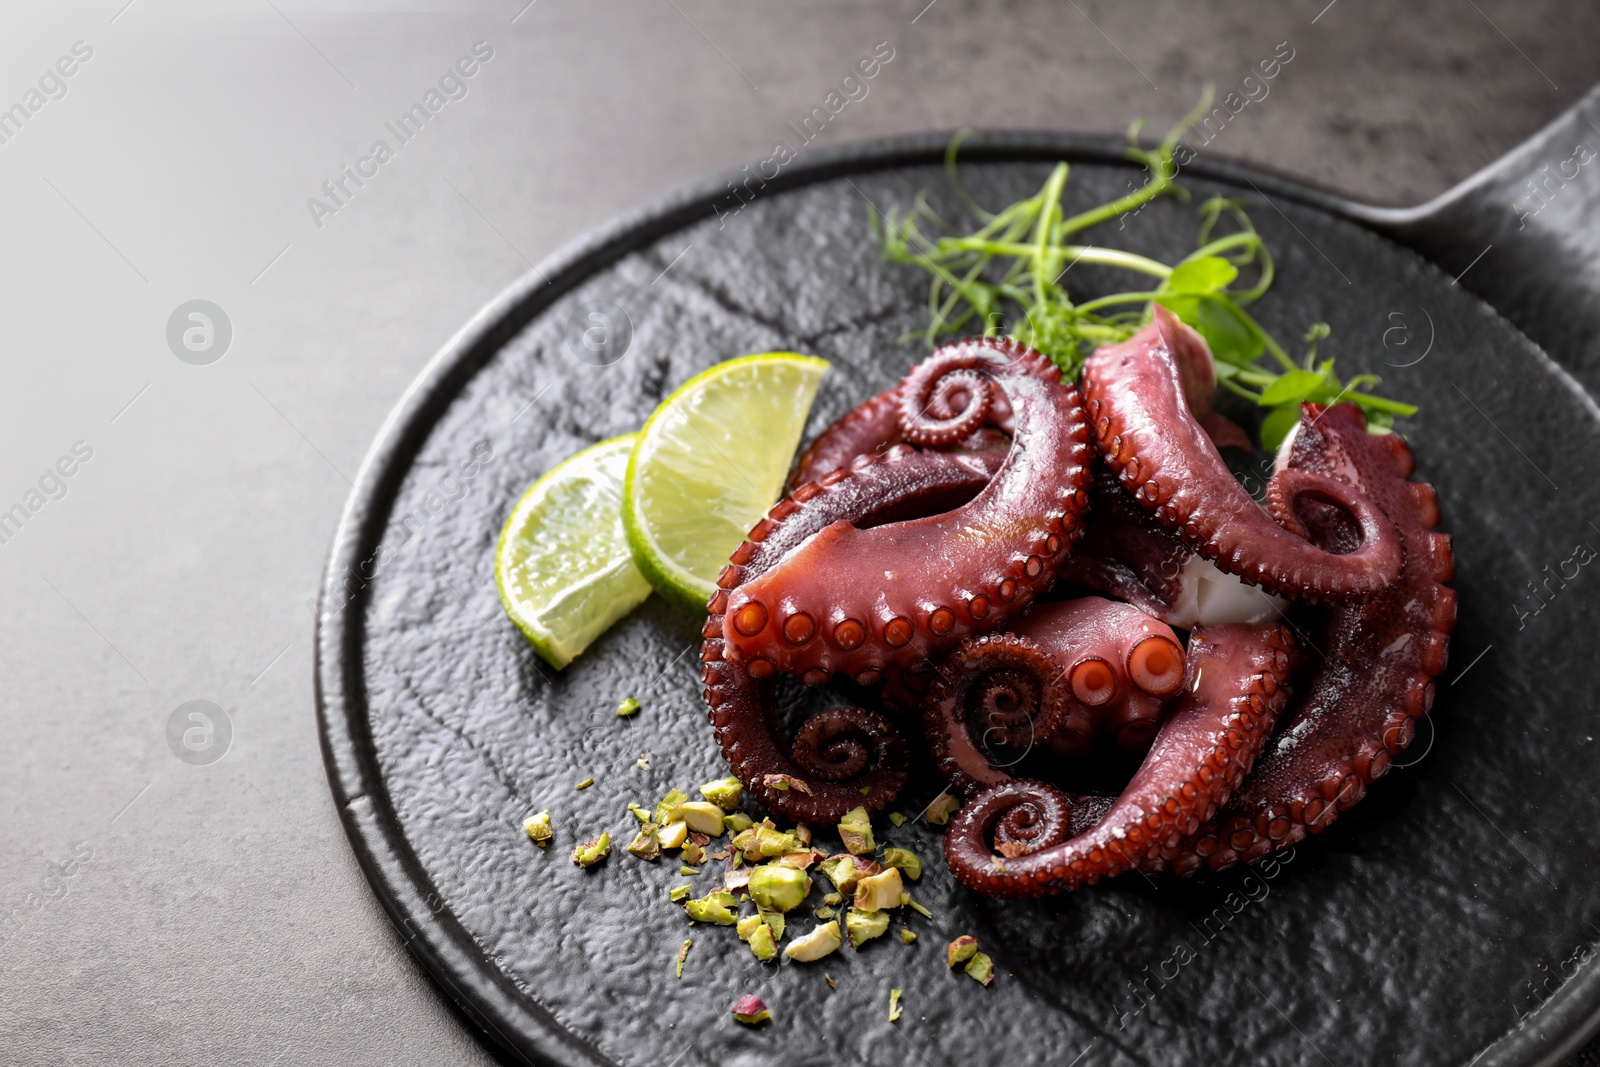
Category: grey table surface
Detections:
[{"x1": 2, "y1": 2, "x2": 1598, "y2": 1065}]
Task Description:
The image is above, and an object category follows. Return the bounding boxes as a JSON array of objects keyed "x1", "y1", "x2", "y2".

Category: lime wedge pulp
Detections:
[
  {"x1": 495, "y1": 434, "x2": 653, "y2": 669},
  {"x1": 623, "y1": 353, "x2": 829, "y2": 615}
]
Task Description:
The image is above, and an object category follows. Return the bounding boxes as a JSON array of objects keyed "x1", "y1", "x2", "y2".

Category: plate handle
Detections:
[{"x1": 1344, "y1": 84, "x2": 1600, "y2": 392}]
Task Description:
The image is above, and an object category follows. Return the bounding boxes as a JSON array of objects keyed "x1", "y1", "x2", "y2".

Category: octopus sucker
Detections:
[
  {"x1": 1167, "y1": 402, "x2": 1456, "y2": 875},
  {"x1": 942, "y1": 623, "x2": 1296, "y2": 899},
  {"x1": 721, "y1": 338, "x2": 1092, "y2": 684},
  {"x1": 1081, "y1": 307, "x2": 1404, "y2": 603}
]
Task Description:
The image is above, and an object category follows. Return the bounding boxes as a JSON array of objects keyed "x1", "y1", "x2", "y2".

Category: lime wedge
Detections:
[
  {"x1": 623, "y1": 353, "x2": 829, "y2": 615},
  {"x1": 495, "y1": 434, "x2": 652, "y2": 669}
]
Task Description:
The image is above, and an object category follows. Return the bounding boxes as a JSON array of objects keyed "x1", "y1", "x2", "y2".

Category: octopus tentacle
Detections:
[
  {"x1": 920, "y1": 633, "x2": 1082, "y2": 797},
  {"x1": 943, "y1": 623, "x2": 1296, "y2": 899},
  {"x1": 1082, "y1": 307, "x2": 1404, "y2": 602},
  {"x1": 790, "y1": 386, "x2": 905, "y2": 490},
  {"x1": 703, "y1": 446, "x2": 1001, "y2": 821},
  {"x1": 1167, "y1": 403, "x2": 1456, "y2": 874},
  {"x1": 722, "y1": 337, "x2": 1094, "y2": 687},
  {"x1": 1010, "y1": 598, "x2": 1187, "y2": 754}
]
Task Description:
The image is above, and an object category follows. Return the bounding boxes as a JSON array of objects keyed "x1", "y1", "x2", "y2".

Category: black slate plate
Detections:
[{"x1": 317, "y1": 116, "x2": 1600, "y2": 1067}]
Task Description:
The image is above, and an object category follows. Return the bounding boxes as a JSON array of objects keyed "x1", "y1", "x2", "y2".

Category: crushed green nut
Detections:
[
  {"x1": 903, "y1": 893, "x2": 933, "y2": 919},
  {"x1": 816, "y1": 855, "x2": 857, "y2": 895},
  {"x1": 571, "y1": 832, "x2": 611, "y2": 867},
  {"x1": 846, "y1": 908, "x2": 891, "y2": 948},
  {"x1": 784, "y1": 920, "x2": 842, "y2": 962},
  {"x1": 658, "y1": 820, "x2": 689, "y2": 850},
  {"x1": 736, "y1": 913, "x2": 764, "y2": 941},
  {"x1": 730, "y1": 994, "x2": 771, "y2": 1025},
  {"x1": 627, "y1": 803, "x2": 652, "y2": 824},
  {"x1": 575, "y1": 777, "x2": 595, "y2": 790},
  {"x1": 815, "y1": 906, "x2": 836, "y2": 921},
  {"x1": 853, "y1": 867, "x2": 904, "y2": 913},
  {"x1": 822, "y1": 892, "x2": 843, "y2": 906},
  {"x1": 676, "y1": 938, "x2": 691, "y2": 978},
  {"x1": 749, "y1": 865, "x2": 811, "y2": 913},
  {"x1": 761, "y1": 910, "x2": 785, "y2": 939},
  {"x1": 699, "y1": 776, "x2": 743, "y2": 810},
  {"x1": 683, "y1": 890, "x2": 737, "y2": 925},
  {"x1": 654, "y1": 789, "x2": 688, "y2": 827},
  {"x1": 747, "y1": 921, "x2": 778, "y2": 961},
  {"x1": 946, "y1": 936, "x2": 979, "y2": 968},
  {"x1": 754, "y1": 824, "x2": 800, "y2": 859},
  {"x1": 616, "y1": 696, "x2": 641, "y2": 717},
  {"x1": 899, "y1": 927, "x2": 917, "y2": 945},
  {"x1": 681, "y1": 839, "x2": 704, "y2": 866},
  {"x1": 761, "y1": 773, "x2": 813, "y2": 794},
  {"x1": 522, "y1": 810, "x2": 553, "y2": 847},
  {"x1": 669, "y1": 885, "x2": 692, "y2": 902},
  {"x1": 837, "y1": 806, "x2": 875, "y2": 855},
  {"x1": 888, "y1": 812, "x2": 908, "y2": 827},
  {"x1": 924, "y1": 792, "x2": 959, "y2": 826},
  {"x1": 883, "y1": 847, "x2": 923, "y2": 881},
  {"x1": 636, "y1": 754, "x2": 650, "y2": 770},
  {"x1": 668, "y1": 801, "x2": 727, "y2": 837},
  {"x1": 679, "y1": 865, "x2": 699, "y2": 876},
  {"x1": 794, "y1": 822, "x2": 812, "y2": 846},
  {"x1": 626, "y1": 824, "x2": 661, "y2": 861},
  {"x1": 889, "y1": 988, "x2": 903, "y2": 1023},
  {"x1": 724, "y1": 812, "x2": 754, "y2": 834},
  {"x1": 965, "y1": 951, "x2": 995, "y2": 986}
]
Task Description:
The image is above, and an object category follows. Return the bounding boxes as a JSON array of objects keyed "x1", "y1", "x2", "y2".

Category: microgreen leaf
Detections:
[
  {"x1": 1166, "y1": 256, "x2": 1238, "y2": 294},
  {"x1": 1260, "y1": 402, "x2": 1305, "y2": 451},
  {"x1": 1259, "y1": 369, "x2": 1329, "y2": 406}
]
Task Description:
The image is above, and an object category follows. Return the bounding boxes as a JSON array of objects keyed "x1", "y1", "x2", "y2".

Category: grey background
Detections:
[{"x1": 1, "y1": 1, "x2": 1596, "y2": 1064}]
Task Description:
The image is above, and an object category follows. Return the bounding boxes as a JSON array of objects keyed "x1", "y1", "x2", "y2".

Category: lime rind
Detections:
[
  {"x1": 495, "y1": 434, "x2": 652, "y2": 669},
  {"x1": 623, "y1": 353, "x2": 829, "y2": 615}
]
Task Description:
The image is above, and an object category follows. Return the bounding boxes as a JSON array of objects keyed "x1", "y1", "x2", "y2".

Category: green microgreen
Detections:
[{"x1": 870, "y1": 88, "x2": 1416, "y2": 449}]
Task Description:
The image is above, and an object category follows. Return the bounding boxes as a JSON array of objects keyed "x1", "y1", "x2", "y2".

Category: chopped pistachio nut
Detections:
[
  {"x1": 883, "y1": 847, "x2": 923, "y2": 881},
  {"x1": 754, "y1": 825, "x2": 800, "y2": 858},
  {"x1": 724, "y1": 866, "x2": 751, "y2": 891},
  {"x1": 825, "y1": 974, "x2": 837, "y2": 989},
  {"x1": 815, "y1": 906, "x2": 836, "y2": 921},
  {"x1": 625, "y1": 824, "x2": 661, "y2": 861},
  {"x1": 762, "y1": 910, "x2": 785, "y2": 939},
  {"x1": 676, "y1": 938, "x2": 692, "y2": 978},
  {"x1": 658, "y1": 821, "x2": 689, "y2": 850},
  {"x1": 902, "y1": 893, "x2": 933, "y2": 919},
  {"x1": 571, "y1": 833, "x2": 611, "y2": 867},
  {"x1": 822, "y1": 892, "x2": 843, "y2": 906},
  {"x1": 837, "y1": 806, "x2": 875, "y2": 855},
  {"x1": 888, "y1": 812, "x2": 908, "y2": 828},
  {"x1": 575, "y1": 777, "x2": 595, "y2": 790},
  {"x1": 748, "y1": 865, "x2": 811, "y2": 913},
  {"x1": 730, "y1": 994, "x2": 771, "y2": 1025},
  {"x1": 668, "y1": 801, "x2": 726, "y2": 837},
  {"x1": 627, "y1": 803, "x2": 652, "y2": 824},
  {"x1": 636, "y1": 754, "x2": 650, "y2": 770},
  {"x1": 924, "y1": 792, "x2": 960, "y2": 826},
  {"x1": 816, "y1": 855, "x2": 857, "y2": 895},
  {"x1": 784, "y1": 920, "x2": 843, "y2": 962},
  {"x1": 946, "y1": 936, "x2": 979, "y2": 968},
  {"x1": 747, "y1": 922, "x2": 778, "y2": 961},
  {"x1": 853, "y1": 868, "x2": 904, "y2": 913},
  {"x1": 699, "y1": 776, "x2": 743, "y2": 810},
  {"x1": 669, "y1": 885, "x2": 692, "y2": 903},
  {"x1": 965, "y1": 951, "x2": 995, "y2": 986},
  {"x1": 654, "y1": 789, "x2": 689, "y2": 827},
  {"x1": 616, "y1": 696, "x2": 641, "y2": 717},
  {"x1": 736, "y1": 914, "x2": 764, "y2": 941},
  {"x1": 888, "y1": 988, "x2": 903, "y2": 1023},
  {"x1": 775, "y1": 849, "x2": 821, "y2": 870},
  {"x1": 724, "y1": 812, "x2": 754, "y2": 835},
  {"x1": 761, "y1": 773, "x2": 813, "y2": 794},
  {"x1": 679, "y1": 865, "x2": 699, "y2": 876},
  {"x1": 845, "y1": 908, "x2": 891, "y2": 948},
  {"x1": 683, "y1": 890, "x2": 737, "y2": 925},
  {"x1": 522, "y1": 810, "x2": 553, "y2": 847},
  {"x1": 899, "y1": 927, "x2": 918, "y2": 945},
  {"x1": 794, "y1": 822, "x2": 812, "y2": 846},
  {"x1": 681, "y1": 840, "x2": 705, "y2": 866}
]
